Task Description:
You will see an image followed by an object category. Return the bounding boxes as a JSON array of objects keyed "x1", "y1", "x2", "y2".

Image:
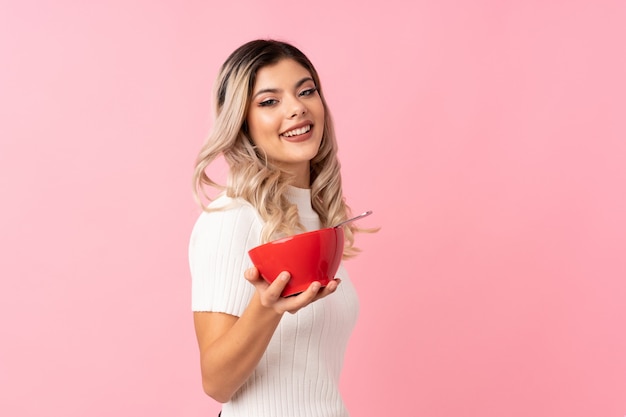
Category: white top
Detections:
[{"x1": 189, "y1": 186, "x2": 359, "y2": 417}]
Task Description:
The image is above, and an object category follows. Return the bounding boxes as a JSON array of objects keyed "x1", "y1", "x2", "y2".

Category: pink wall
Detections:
[{"x1": 1, "y1": 1, "x2": 624, "y2": 416}]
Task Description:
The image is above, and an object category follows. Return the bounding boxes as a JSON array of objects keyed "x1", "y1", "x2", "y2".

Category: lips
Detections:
[
  {"x1": 280, "y1": 121, "x2": 313, "y2": 138},
  {"x1": 281, "y1": 125, "x2": 311, "y2": 137}
]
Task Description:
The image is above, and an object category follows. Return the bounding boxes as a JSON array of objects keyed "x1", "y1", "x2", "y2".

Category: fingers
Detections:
[
  {"x1": 244, "y1": 267, "x2": 267, "y2": 293},
  {"x1": 253, "y1": 271, "x2": 292, "y2": 309},
  {"x1": 244, "y1": 266, "x2": 260, "y2": 282},
  {"x1": 294, "y1": 280, "x2": 323, "y2": 303},
  {"x1": 285, "y1": 278, "x2": 342, "y2": 314},
  {"x1": 266, "y1": 272, "x2": 291, "y2": 300},
  {"x1": 247, "y1": 268, "x2": 342, "y2": 314},
  {"x1": 311, "y1": 278, "x2": 341, "y2": 301},
  {"x1": 323, "y1": 278, "x2": 341, "y2": 293}
]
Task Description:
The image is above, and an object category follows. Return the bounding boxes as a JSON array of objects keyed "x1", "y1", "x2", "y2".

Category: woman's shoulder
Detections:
[
  {"x1": 191, "y1": 195, "x2": 262, "y2": 238},
  {"x1": 212, "y1": 194, "x2": 260, "y2": 217}
]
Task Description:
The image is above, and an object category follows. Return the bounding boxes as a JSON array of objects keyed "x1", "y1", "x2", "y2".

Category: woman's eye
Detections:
[
  {"x1": 299, "y1": 87, "x2": 318, "y2": 97},
  {"x1": 259, "y1": 99, "x2": 278, "y2": 107}
]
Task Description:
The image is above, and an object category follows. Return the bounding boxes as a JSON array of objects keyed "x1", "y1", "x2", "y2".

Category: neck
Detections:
[
  {"x1": 291, "y1": 175, "x2": 310, "y2": 189},
  {"x1": 282, "y1": 162, "x2": 311, "y2": 189}
]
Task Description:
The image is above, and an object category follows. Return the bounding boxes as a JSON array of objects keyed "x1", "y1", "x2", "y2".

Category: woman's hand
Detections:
[{"x1": 244, "y1": 267, "x2": 341, "y2": 314}]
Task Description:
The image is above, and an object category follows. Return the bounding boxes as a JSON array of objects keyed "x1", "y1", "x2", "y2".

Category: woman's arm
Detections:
[{"x1": 193, "y1": 267, "x2": 341, "y2": 403}]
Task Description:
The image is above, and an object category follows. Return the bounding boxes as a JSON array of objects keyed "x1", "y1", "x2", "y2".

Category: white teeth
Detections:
[{"x1": 282, "y1": 125, "x2": 311, "y2": 137}]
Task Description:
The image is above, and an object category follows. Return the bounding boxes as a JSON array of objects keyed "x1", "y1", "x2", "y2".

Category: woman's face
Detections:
[{"x1": 246, "y1": 58, "x2": 325, "y2": 187}]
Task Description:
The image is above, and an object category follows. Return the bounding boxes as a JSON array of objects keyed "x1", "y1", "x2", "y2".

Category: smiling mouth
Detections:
[{"x1": 280, "y1": 124, "x2": 312, "y2": 138}]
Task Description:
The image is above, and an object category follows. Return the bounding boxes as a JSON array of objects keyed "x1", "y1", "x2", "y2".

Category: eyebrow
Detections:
[{"x1": 252, "y1": 77, "x2": 315, "y2": 99}]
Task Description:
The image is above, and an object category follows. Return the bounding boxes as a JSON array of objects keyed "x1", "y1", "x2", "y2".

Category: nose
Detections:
[{"x1": 287, "y1": 96, "x2": 307, "y2": 119}]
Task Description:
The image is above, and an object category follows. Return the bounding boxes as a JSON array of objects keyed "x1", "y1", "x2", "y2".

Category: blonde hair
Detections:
[{"x1": 193, "y1": 40, "x2": 364, "y2": 258}]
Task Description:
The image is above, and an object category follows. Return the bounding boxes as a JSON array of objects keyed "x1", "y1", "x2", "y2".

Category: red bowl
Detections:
[{"x1": 248, "y1": 227, "x2": 344, "y2": 297}]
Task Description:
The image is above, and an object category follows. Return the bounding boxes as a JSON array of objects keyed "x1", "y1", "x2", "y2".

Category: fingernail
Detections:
[
  {"x1": 311, "y1": 282, "x2": 321, "y2": 291},
  {"x1": 280, "y1": 272, "x2": 290, "y2": 281}
]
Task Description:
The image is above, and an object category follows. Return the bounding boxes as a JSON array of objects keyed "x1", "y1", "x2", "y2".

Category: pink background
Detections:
[{"x1": 1, "y1": 1, "x2": 625, "y2": 416}]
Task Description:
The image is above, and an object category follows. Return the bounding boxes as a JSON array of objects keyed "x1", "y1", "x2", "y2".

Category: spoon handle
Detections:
[{"x1": 333, "y1": 210, "x2": 373, "y2": 228}]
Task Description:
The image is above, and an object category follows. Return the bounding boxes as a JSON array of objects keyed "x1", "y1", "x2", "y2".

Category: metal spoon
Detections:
[{"x1": 333, "y1": 210, "x2": 373, "y2": 228}]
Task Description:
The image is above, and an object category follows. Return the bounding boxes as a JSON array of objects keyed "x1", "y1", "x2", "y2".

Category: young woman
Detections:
[{"x1": 190, "y1": 39, "x2": 367, "y2": 417}]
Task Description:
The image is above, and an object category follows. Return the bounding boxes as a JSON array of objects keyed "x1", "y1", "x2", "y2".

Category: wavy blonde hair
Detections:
[{"x1": 193, "y1": 40, "x2": 365, "y2": 258}]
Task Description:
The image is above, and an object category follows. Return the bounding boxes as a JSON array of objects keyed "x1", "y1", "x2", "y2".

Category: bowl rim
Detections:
[{"x1": 249, "y1": 226, "x2": 343, "y2": 250}]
